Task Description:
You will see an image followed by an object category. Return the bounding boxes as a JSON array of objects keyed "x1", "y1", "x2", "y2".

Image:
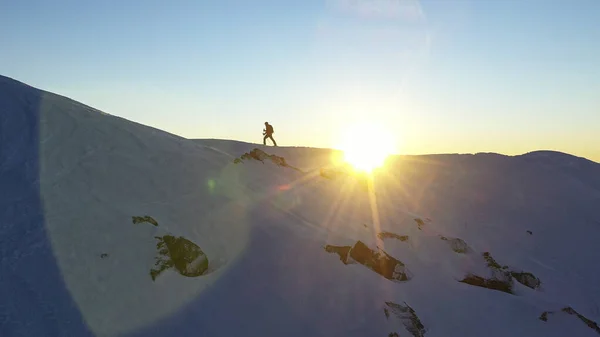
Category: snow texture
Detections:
[{"x1": 1, "y1": 74, "x2": 600, "y2": 336}]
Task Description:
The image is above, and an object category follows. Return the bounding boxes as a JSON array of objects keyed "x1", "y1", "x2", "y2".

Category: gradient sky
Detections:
[{"x1": 1, "y1": 0, "x2": 599, "y2": 161}]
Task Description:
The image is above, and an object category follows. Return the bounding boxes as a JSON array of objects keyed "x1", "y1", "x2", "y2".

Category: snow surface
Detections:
[{"x1": 1, "y1": 74, "x2": 600, "y2": 337}]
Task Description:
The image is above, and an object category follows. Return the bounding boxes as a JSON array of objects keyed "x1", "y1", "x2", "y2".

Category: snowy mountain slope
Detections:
[{"x1": 1, "y1": 74, "x2": 600, "y2": 337}]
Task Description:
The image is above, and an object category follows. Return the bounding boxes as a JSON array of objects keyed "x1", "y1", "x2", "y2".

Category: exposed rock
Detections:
[
  {"x1": 325, "y1": 241, "x2": 412, "y2": 282},
  {"x1": 414, "y1": 218, "x2": 425, "y2": 230},
  {"x1": 378, "y1": 232, "x2": 409, "y2": 242},
  {"x1": 527, "y1": 230, "x2": 533, "y2": 235},
  {"x1": 460, "y1": 252, "x2": 542, "y2": 293},
  {"x1": 510, "y1": 271, "x2": 541, "y2": 290},
  {"x1": 540, "y1": 307, "x2": 600, "y2": 334},
  {"x1": 460, "y1": 274, "x2": 513, "y2": 294},
  {"x1": 234, "y1": 148, "x2": 290, "y2": 168},
  {"x1": 150, "y1": 235, "x2": 209, "y2": 281},
  {"x1": 460, "y1": 252, "x2": 512, "y2": 293},
  {"x1": 481, "y1": 253, "x2": 513, "y2": 286},
  {"x1": 482, "y1": 252, "x2": 509, "y2": 271},
  {"x1": 562, "y1": 307, "x2": 600, "y2": 334},
  {"x1": 100, "y1": 253, "x2": 108, "y2": 259},
  {"x1": 132, "y1": 215, "x2": 159, "y2": 227},
  {"x1": 483, "y1": 252, "x2": 541, "y2": 289},
  {"x1": 439, "y1": 236, "x2": 471, "y2": 254},
  {"x1": 539, "y1": 311, "x2": 551, "y2": 322},
  {"x1": 384, "y1": 301, "x2": 427, "y2": 337}
]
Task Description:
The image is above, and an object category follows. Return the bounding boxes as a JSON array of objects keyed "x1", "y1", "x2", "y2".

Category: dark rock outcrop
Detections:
[
  {"x1": 482, "y1": 252, "x2": 509, "y2": 271},
  {"x1": 233, "y1": 148, "x2": 291, "y2": 168},
  {"x1": 510, "y1": 271, "x2": 541, "y2": 290},
  {"x1": 325, "y1": 241, "x2": 412, "y2": 282},
  {"x1": 460, "y1": 274, "x2": 513, "y2": 294},
  {"x1": 132, "y1": 215, "x2": 159, "y2": 227},
  {"x1": 378, "y1": 232, "x2": 409, "y2": 242},
  {"x1": 384, "y1": 301, "x2": 427, "y2": 337},
  {"x1": 459, "y1": 252, "x2": 542, "y2": 293},
  {"x1": 414, "y1": 218, "x2": 425, "y2": 230},
  {"x1": 562, "y1": 307, "x2": 600, "y2": 334},
  {"x1": 439, "y1": 236, "x2": 472, "y2": 254},
  {"x1": 540, "y1": 307, "x2": 600, "y2": 334},
  {"x1": 539, "y1": 311, "x2": 550, "y2": 321},
  {"x1": 150, "y1": 235, "x2": 209, "y2": 281},
  {"x1": 483, "y1": 252, "x2": 541, "y2": 290}
]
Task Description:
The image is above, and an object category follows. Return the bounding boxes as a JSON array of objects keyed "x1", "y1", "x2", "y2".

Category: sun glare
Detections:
[{"x1": 337, "y1": 123, "x2": 397, "y2": 173}]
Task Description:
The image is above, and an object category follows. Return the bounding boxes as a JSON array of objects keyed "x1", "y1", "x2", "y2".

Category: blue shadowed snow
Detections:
[
  {"x1": 124, "y1": 204, "x2": 387, "y2": 337},
  {"x1": 0, "y1": 76, "x2": 93, "y2": 336}
]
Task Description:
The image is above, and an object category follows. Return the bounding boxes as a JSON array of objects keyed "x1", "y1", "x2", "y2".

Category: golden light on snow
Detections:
[{"x1": 337, "y1": 122, "x2": 397, "y2": 173}]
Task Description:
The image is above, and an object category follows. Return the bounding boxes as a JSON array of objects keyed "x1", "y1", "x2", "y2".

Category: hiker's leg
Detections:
[
  {"x1": 270, "y1": 136, "x2": 277, "y2": 146},
  {"x1": 263, "y1": 135, "x2": 268, "y2": 145}
]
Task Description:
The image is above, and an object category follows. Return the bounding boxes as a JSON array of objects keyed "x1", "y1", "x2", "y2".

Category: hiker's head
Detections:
[{"x1": 265, "y1": 122, "x2": 269, "y2": 126}]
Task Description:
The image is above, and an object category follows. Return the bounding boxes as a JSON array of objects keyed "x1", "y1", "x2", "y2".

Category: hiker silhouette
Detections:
[{"x1": 262, "y1": 122, "x2": 277, "y2": 146}]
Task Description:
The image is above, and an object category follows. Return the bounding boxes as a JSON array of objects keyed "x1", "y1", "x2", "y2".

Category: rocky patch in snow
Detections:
[
  {"x1": 540, "y1": 307, "x2": 600, "y2": 335},
  {"x1": 132, "y1": 215, "x2": 159, "y2": 227},
  {"x1": 460, "y1": 251, "x2": 541, "y2": 294},
  {"x1": 439, "y1": 235, "x2": 472, "y2": 254},
  {"x1": 150, "y1": 235, "x2": 209, "y2": 281},
  {"x1": 384, "y1": 301, "x2": 427, "y2": 337},
  {"x1": 233, "y1": 148, "x2": 292, "y2": 168},
  {"x1": 325, "y1": 240, "x2": 412, "y2": 282},
  {"x1": 510, "y1": 271, "x2": 541, "y2": 290},
  {"x1": 414, "y1": 218, "x2": 426, "y2": 230},
  {"x1": 460, "y1": 274, "x2": 514, "y2": 294},
  {"x1": 378, "y1": 232, "x2": 410, "y2": 242},
  {"x1": 483, "y1": 252, "x2": 542, "y2": 290},
  {"x1": 482, "y1": 252, "x2": 508, "y2": 270}
]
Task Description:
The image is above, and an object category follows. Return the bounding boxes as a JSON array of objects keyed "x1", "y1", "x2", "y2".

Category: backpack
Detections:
[{"x1": 267, "y1": 124, "x2": 274, "y2": 134}]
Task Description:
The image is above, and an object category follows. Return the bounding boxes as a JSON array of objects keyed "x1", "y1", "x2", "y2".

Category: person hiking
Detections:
[{"x1": 263, "y1": 122, "x2": 277, "y2": 146}]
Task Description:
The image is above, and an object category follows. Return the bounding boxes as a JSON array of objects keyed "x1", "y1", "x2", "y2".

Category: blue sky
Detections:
[{"x1": 1, "y1": 0, "x2": 599, "y2": 160}]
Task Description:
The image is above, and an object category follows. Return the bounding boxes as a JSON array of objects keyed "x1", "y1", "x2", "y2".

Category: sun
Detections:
[{"x1": 337, "y1": 122, "x2": 397, "y2": 173}]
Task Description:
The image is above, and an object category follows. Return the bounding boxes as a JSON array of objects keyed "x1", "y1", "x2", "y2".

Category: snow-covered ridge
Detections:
[{"x1": 1, "y1": 74, "x2": 600, "y2": 337}]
